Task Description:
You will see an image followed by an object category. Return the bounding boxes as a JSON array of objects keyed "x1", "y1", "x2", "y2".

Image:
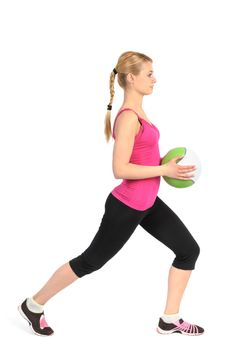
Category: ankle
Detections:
[
  {"x1": 32, "y1": 295, "x2": 46, "y2": 306},
  {"x1": 27, "y1": 297, "x2": 45, "y2": 313},
  {"x1": 164, "y1": 310, "x2": 179, "y2": 315},
  {"x1": 162, "y1": 312, "x2": 180, "y2": 323}
]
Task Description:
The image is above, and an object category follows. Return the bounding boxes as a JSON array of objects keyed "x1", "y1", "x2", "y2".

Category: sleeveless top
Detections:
[{"x1": 111, "y1": 108, "x2": 161, "y2": 211}]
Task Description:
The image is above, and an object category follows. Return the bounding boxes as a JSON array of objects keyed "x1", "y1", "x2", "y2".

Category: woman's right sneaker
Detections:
[
  {"x1": 156, "y1": 317, "x2": 204, "y2": 336},
  {"x1": 18, "y1": 299, "x2": 54, "y2": 336}
]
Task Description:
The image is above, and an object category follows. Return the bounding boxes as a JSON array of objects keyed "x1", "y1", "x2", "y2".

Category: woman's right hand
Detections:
[{"x1": 162, "y1": 156, "x2": 196, "y2": 180}]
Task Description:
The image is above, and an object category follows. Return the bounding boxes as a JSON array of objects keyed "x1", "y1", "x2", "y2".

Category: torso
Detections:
[{"x1": 111, "y1": 106, "x2": 161, "y2": 211}]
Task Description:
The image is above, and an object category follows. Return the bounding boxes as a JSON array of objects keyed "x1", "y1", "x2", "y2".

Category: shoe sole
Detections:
[
  {"x1": 156, "y1": 326, "x2": 204, "y2": 336},
  {"x1": 18, "y1": 305, "x2": 54, "y2": 337}
]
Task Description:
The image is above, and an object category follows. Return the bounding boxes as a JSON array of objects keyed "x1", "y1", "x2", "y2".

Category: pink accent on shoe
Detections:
[
  {"x1": 173, "y1": 319, "x2": 199, "y2": 334},
  {"x1": 40, "y1": 315, "x2": 49, "y2": 329}
]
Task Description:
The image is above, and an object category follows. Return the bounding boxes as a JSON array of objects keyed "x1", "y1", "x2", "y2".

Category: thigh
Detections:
[
  {"x1": 82, "y1": 193, "x2": 147, "y2": 266},
  {"x1": 139, "y1": 196, "x2": 198, "y2": 254}
]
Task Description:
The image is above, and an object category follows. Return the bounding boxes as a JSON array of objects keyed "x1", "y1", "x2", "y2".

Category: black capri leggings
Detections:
[{"x1": 69, "y1": 193, "x2": 200, "y2": 278}]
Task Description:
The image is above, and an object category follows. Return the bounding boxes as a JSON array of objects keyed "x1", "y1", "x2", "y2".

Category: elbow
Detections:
[
  {"x1": 113, "y1": 166, "x2": 123, "y2": 179},
  {"x1": 113, "y1": 170, "x2": 121, "y2": 179}
]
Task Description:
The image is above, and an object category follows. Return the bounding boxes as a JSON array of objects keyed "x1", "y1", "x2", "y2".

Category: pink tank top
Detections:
[{"x1": 111, "y1": 108, "x2": 161, "y2": 211}]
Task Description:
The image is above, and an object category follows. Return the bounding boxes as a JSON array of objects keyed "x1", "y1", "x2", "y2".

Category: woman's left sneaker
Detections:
[
  {"x1": 156, "y1": 317, "x2": 204, "y2": 336},
  {"x1": 18, "y1": 299, "x2": 54, "y2": 336}
]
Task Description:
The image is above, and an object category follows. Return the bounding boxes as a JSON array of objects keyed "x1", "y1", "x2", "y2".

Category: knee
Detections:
[
  {"x1": 69, "y1": 253, "x2": 104, "y2": 278},
  {"x1": 189, "y1": 240, "x2": 200, "y2": 261},
  {"x1": 173, "y1": 240, "x2": 200, "y2": 270}
]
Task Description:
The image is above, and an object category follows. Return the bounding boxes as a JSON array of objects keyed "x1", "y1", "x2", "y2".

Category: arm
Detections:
[{"x1": 112, "y1": 111, "x2": 166, "y2": 180}]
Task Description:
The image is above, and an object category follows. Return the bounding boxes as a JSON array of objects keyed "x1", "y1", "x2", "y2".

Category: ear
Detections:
[{"x1": 126, "y1": 72, "x2": 135, "y2": 84}]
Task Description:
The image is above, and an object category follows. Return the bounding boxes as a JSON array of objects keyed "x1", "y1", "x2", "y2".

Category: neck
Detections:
[{"x1": 122, "y1": 89, "x2": 144, "y2": 110}]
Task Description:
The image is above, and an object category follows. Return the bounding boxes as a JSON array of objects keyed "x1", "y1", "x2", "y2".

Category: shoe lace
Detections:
[{"x1": 174, "y1": 319, "x2": 199, "y2": 334}]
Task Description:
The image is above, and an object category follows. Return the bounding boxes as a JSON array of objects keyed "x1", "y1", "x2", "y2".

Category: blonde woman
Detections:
[{"x1": 18, "y1": 51, "x2": 204, "y2": 336}]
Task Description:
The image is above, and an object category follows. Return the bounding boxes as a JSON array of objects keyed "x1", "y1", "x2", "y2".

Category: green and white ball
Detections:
[{"x1": 161, "y1": 147, "x2": 201, "y2": 188}]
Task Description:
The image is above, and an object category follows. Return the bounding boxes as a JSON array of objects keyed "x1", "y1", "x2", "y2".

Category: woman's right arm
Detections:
[{"x1": 112, "y1": 111, "x2": 166, "y2": 180}]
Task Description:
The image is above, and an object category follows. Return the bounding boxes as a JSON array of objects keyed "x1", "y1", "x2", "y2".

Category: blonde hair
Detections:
[{"x1": 104, "y1": 51, "x2": 153, "y2": 143}]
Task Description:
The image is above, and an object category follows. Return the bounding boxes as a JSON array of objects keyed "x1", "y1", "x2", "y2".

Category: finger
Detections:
[
  {"x1": 179, "y1": 173, "x2": 195, "y2": 179},
  {"x1": 178, "y1": 170, "x2": 195, "y2": 177},
  {"x1": 178, "y1": 169, "x2": 196, "y2": 174},
  {"x1": 179, "y1": 165, "x2": 196, "y2": 169}
]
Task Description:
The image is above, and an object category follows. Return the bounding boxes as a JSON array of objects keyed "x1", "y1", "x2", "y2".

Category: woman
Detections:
[{"x1": 18, "y1": 51, "x2": 204, "y2": 336}]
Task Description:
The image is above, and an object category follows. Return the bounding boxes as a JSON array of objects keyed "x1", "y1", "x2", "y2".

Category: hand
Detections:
[{"x1": 162, "y1": 156, "x2": 196, "y2": 180}]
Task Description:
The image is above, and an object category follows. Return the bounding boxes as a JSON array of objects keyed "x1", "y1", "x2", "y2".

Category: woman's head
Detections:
[{"x1": 104, "y1": 51, "x2": 156, "y2": 142}]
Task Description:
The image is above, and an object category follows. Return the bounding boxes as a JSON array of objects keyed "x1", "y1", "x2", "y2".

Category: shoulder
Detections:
[
  {"x1": 116, "y1": 110, "x2": 139, "y2": 123},
  {"x1": 114, "y1": 110, "x2": 140, "y2": 138}
]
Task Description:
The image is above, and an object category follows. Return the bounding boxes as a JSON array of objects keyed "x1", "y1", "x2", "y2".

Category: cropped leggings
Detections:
[{"x1": 69, "y1": 193, "x2": 200, "y2": 278}]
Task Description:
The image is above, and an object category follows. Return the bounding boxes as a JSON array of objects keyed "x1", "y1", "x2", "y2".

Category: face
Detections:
[{"x1": 127, "y1": 61, "x2": 157, "y2": 95}]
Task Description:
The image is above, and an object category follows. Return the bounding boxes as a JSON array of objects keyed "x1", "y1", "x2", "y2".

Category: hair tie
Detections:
[{"x1": 113, "y1": 68, "x2": 117, "y2": 75}]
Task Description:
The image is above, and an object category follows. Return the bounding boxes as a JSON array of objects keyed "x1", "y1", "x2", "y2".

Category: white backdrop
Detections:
[{"x1": 1, "y1": 0, "x2": 240, "y2": 348}]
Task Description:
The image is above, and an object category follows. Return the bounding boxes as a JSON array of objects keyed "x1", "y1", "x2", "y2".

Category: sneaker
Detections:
[
  {"x1": 18, "y1": 299, "x2": 54, "y2": 336},
  {"x1": 156, "y1": 317, "x2": 204, "y2": 336}
]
